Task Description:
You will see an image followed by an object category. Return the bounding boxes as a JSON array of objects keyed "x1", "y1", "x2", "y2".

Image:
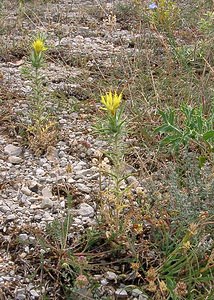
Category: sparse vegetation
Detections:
[{"x1": 0, "y1": 0, "x2": 213, "y2": 299}]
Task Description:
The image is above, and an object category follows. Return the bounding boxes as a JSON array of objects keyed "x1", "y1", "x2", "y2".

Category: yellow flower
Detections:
[
  {"x1": 182, "y1": 241, "x2": 191, "y2": 251},
  {"x1": 101, "y1": 91, "x2": 122, "y2": 115},
  {"x1": 32, "y1": 38, "x2": 47, "y2": 54}
]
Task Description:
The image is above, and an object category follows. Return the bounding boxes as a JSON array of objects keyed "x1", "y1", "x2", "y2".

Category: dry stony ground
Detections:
[
  {"x1": 0, "y1": 1, "x2": 150, "y2": 299},
  {"x1": 0, "y1": 1, "x2": 213, "y2": 300}
]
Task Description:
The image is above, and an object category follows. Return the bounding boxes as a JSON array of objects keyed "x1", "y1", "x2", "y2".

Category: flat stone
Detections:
[
  {"x1": 0, "y1": 206, "x2": 10, "y2": 212},
  {"x1": 75, "y1": 169, "x2": 92, "y2": 176},
  {"x1": 19, "y1": 234, "x2": 28, "y2": 242},
  {"x1": 21, "y1": 186, "x2": 32, "y2": 196},
  {"x1": 76, "y1": 183, "x2": 91, "y2": 193},
  {"x1": 41, "y1": 198, "x2": 54, "y2": 209},
  {"x1": 42, "y1": 212, "x2": 54, "y2": 221},
  {"x1": 132, "y1": 288, "x2": 143, "y2": 297},
  {"x1": 4, "y1": 144, "x2": 22, "y2": 156},
  {"x1": 78, "y1": 203, "x2": 94, "y2": 217},
  {"x1": 8, "y1": 156, "x2": 22, "y2": 164},
  {"x1": 115, "y1": 288, "x2": 128, "y2": 299}
]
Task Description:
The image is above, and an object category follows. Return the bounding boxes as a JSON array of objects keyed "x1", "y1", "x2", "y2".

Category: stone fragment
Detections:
[
  {"x1": 76, "y1": 183, "x2": 91, "y2": 193},
  {"x1": 42, "y1": 187, "x2": 52, "y2": 198},
  {"x1": 132, "y1": 288, "x2": 143, "y2": 297},
  {"x1": 101, "y1": 278, "x2": 108, "y2": 286},
  {"x1": 115, "y1": 288, "x2": 128, "y2": 299},
  {"x1": 78, "y1": 203, "x2": 94, "y2": 217},
  {"x1": 8, "y1": 156, "x2": 22, "y2": 164},
  {"x1": 36, "y1": 168, "x2": 46, "y2": 177},
  {"x1": 41, "y1": 198, "x2": 54, "y2": 209},
  {"x1": 106, "y1": 271, "x2": 117, "y2": 281},
  {"x1": 21, "y1": 186, "x2": 32, "y2": 196},
  {"x1": 42, "y1": 212, "x2": 54, "y2": 221},
  {"x1": 30, "y1": 289, "x2": 39, "y2": 297},
  {"x1": 4, "y1": 144, "x2": 22, "y2": 156},
  {"x1": 19, "y1": 234, "x2": 28, "y2": 242},
  {"x1": 28, "y1": 180, "x2": 39, "y2": 193},
  {"x1": 6, "y1": 214, "x2": 16, "y2": 221}
]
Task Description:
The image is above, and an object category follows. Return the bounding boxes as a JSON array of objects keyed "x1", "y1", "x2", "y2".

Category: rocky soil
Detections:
[
  {"x1": 0, "y1": 1, "x2": 151, "y2": 299},
  {"x1": 1, "y1": 1, "x2": 213, "y2": 299}
]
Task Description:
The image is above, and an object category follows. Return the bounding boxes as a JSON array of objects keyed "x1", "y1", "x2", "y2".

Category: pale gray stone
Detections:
[
  {"x1": 76, "y1": 183, "x2": 91, "y2": 193},
  {"x1": 42, "y1": 187, "x2": 52, "y2": 198},
  {"x1": 41, "y1": 198, "x2": 54, "y2": 209},
  {"x1": 30, "y1": 289, "x2": 39, "y2": 297},
  {"x1": 115, "y1": 288, "x2": 128, "y2": 298},
  {"x1": 19, "y1": 234, "x2": 28, "y2": 242},
  {"x1": 35, "y1": 168, "x2": 46, "y2": 177},
  {"x1": 4, "y1": 144, "x2": 22, "y2": 156},
  {"x1": 132, "y1": 288, "x2": 143, "y2": 297},
  {"x1": 28, "y1": 180, "x2": 39, "y2": 193},
  {"x1": 7, "y1": 214, "x2": 16, "y2": 221},
  {"x1": 101, "y1": 278, "x2": 108, "y2": 286},
  {"x1": 78, "y1": 203, "x2": 94, "y2": 217}
]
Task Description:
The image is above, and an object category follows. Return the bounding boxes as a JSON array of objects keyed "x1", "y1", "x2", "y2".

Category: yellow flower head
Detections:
[
  {"x1": 182, "y1": 241, "x2": 191, "y2": 251},
  {"x1": 32, "y1": 38, "x2": 47, "y2": 54},
  {"x1": 101, "y1": 91, "x2": 122, "y2": 115}
]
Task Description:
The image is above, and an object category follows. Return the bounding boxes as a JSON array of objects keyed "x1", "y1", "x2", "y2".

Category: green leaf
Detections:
[
  {"x1": 203, "y1": 130, "x2": 214, "y2": 141},
  {"x1": 198, "y1": 156, "x2": 207, "y2": 168}
]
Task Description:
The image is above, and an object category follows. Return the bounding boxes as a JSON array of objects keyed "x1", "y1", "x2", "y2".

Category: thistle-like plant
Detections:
[
  {"x1": 25, "y1": 34, "x2": 57, "y2": 154},
  {"x1": 94, "y1": 91, "x2": 129, "y2": 235}
]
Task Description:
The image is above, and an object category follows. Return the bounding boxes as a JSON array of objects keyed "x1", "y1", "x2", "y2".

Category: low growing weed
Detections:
[{"x1": 155, "y1": 103, "x2": 214, "y2": 158}]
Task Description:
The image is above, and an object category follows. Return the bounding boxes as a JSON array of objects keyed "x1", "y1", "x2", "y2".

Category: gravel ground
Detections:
[{"x1": 0, "y1": 1, "x2": 149, "y2": 299}]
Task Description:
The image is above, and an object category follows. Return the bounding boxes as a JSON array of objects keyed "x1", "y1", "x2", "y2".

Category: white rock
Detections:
[
  {"x1": 19, "y1": 234, "x2": 28, "y2": 242},
  {"x1": 78, "y1": 203, "x2": 94, "y2": 217},
  {"x1": 36, "y1": 168, "x2": 46, "y2": 177},
  {"x1": 4, "y1": 144, "x2": 22, "y2": 156},
  {"x1": 106, "y1": 271, "x2": 117, "y2": 281},
  {"x1": 30, "y1": 289, "x2": 39, "y2": 297},
  {"x1": 101, "y1": 278, "x2": 108, "y2": 286},
  {"x1": 42, "y1": 212, "x2": 54, "y2": 221},
  {"x1": 115, "y1": 288, "x2": 128, "y2": 298}
]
